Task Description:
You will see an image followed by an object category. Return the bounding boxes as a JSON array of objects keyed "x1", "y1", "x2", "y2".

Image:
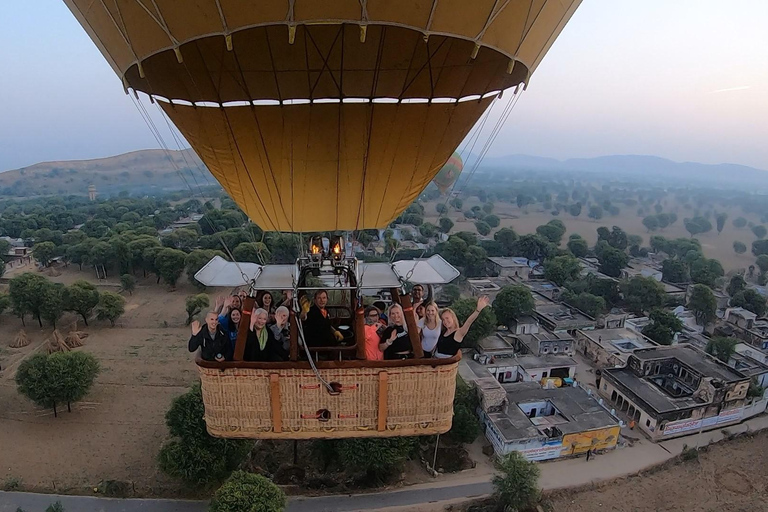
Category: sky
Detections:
[{"x1": 1, "y1": 1, "x2": 767, "y2": 172}]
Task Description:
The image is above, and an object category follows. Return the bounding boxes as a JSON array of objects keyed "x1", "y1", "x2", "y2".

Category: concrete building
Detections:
[
  {"x1": 508, "y1": 315, "x2": 540, "y2": 335},
  {"x1": 600, "y1": 345, "x2": 754, "y2": 441},
  {"x1": 482, "y1": 382, "x2": 620, "y2": 460},
  {"x1": 467, "y1": 278, "x2": 505, "y2": 300},
  {"x1": 487, "y1": 257, "x2": 531, "y2": 279},
  {"x1": 574, "y1": 328, "x2": 656, "y2": 367},
  {"x1": 621, "y1": 263, "x2": 663, "y2": 282},
  {"x1": 509, "y1": 330, "x2": 574, "y2": 357},
  {"x1": 718, "y1": 308, "x2": 768, "y2": 351},
  {"x1": 534, "y1": 302, "x2": 596, "y2": 333},
  {"x1": 467, "y1": 336, "x2": 577, "y2": 385},
  {"x1": 521, "y1": 279, "x2": 562, "y2": 303}
]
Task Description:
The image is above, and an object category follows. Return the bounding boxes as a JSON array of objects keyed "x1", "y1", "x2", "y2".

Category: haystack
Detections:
[
  {"x1": 46, "y1": 330, "x2": 71, "y2": 354},
  {"x1": 10, "y1": 330, "x2": 30, "y2": 349},
  {"x1": 65, "y1": 331, "x2": 84, "y2": 348},
  {"x1": 72, "y1": 331, "x2": 90, "y2": 339}
]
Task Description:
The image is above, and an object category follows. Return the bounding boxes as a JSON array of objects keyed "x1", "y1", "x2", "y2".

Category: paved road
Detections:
[{"x1": 1, "y1": 481, "x2": 493, "y2": 512}]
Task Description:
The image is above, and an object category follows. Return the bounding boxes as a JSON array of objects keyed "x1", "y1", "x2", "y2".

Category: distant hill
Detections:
[
  {"x1": 478, "y1": 154, "x2": 768, "y2": 188},
  {"x1": 0, "y1": 149, "x2": 215, "y2": 198}
]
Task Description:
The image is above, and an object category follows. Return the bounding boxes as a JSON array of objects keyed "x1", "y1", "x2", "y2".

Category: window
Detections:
[
  {"x1": 553, "y1": 347, "x2": 559, "y2": 353},
  {"x1": 603, "y1": 383, "x2": 607, "y2": 390},
  {"x1": 542, "y1": 347, "x2": 549, "y2": 354},
  {"x1": 542, "y1": 372, "x2": 548, "y2": 378},
  {"x1": 646, "y1": 419, "x2": 651, "y2": 427}
]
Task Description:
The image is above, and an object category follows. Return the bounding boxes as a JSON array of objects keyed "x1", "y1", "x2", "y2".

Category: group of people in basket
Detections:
[{"x1": 188, "y1": 284, "x2": 490, "y2": 363}]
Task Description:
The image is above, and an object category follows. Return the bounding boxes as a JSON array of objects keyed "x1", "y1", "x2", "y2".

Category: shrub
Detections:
[
  {"x1": 492, "y1": 286, "x2": 534, "y2": 329},
  {"x1": 45, "y1": 503, "x2": 65, "y2": 512},
  {"x1": 337, "y1": 437, "x2": 417, "y2": 480},
  {"x1": 449, "y1": 379, "x2": 480, "y2": 444},
  {"x1": 209, "y1": 471, "x2": 286, "y2": 512},
  {"x1": 15, "y1": 352, "x2": 99, "y2": 417},
  {"x1": 185, "y1": 294, "x2": 210, "y2": 325},
  {"x1": 120, "y1": 274, "x2": 136, "y2": 295},
  {"x1": 158, "y1": 383, "x2": 253, "y2": 486},
  {"x1": 492, "y1": 452, "x2": 540, "y2": 512}
]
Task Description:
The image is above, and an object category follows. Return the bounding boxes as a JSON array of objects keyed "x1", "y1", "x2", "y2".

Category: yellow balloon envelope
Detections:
[{"x1": 64, "y1": 0, "x2": 581, "y2": 231}]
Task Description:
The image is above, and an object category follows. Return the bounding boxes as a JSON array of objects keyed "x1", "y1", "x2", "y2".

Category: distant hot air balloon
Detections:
[
  {"x1": 433, "y1": 152, "x2": 463, "y2": 195},
  {"x1": 64, "y1": 0, "x2": 581, "y2": 232}
]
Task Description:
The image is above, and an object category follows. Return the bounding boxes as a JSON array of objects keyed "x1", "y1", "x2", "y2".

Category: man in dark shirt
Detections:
[
  {"x1": 301, "y1": 290, "x2": 343, "y2": 347},
  {"x1": 189, "y1": 311, "x2": 230, "y2": 361}
]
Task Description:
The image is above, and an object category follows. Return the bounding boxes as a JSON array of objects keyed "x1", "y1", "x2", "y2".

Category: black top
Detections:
[
  {"x1": 303, "y1": 305, "x2": 337, "y2": 347},
  {"x1": 436, "y1": 330, "x2": 461, "y2": 357},
  {"x1": 380, "y1": 325, "x2": 412, "y2": 359},
  {"x1": 188, "y1": 325, "x2": 230, "y2": 361},
  {"x1": 244, "y1": 327, "x2": 287, "y2": 362}
]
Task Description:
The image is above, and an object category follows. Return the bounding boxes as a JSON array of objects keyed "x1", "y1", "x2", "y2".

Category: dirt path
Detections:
[{"x1": 546, "y1": 430, "x2": 768, "y2": 512}]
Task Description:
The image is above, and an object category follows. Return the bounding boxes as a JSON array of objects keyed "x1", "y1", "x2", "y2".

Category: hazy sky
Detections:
[{"x1": 1, "y1": 1, "x2": 767, "y2": 172}]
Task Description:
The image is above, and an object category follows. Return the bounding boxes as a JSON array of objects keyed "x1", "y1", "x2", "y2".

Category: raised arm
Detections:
[
  {"x1": 188, "y1": 321, "x2": 203, "y2": 352},
  {"x1": 455, "y1": 296, "x2": 490, "y2": 343}
]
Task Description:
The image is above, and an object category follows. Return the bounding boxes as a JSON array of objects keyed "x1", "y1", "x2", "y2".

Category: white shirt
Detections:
[{"x1": 418, "y1": 318, "x2": 441, "y2": 354}]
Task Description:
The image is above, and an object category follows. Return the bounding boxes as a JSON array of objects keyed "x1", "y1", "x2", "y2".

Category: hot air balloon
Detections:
[
  {"x1": 64, "y1": 0, "x2": 582, "y2": 440},
  {"x1": 433, "y1": 152, "x2": 463, "y2": 195}
]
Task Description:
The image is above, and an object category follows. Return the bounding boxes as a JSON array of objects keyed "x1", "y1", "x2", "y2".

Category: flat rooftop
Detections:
[
  {"x1": 604, "y1": 367, "x2": 705, "y2": 413},
  {"x1": 488, "y1": 383, "x2": 618, "y2": 442},
  {"x1": 535, "y1": 303, "x2": 595, "y2": 329},
  {"x1": 631, "y1": 345, "x2": 745, "y2": 383},
  {"x1": 581, "y1": 328, "x2": 655, "y2": 353},
  {"x1": 728, "y1": 352, "x2": 768, "y2": 378},
  {"x1": 478, "y1": 334, "x2": 515, "y2": 352},
  {"x1": 488, "y1": 257, "x2": 530, "y2": 267},
  {"x1": 515, "y1": 354, "x2": 577, "y2": 370}
]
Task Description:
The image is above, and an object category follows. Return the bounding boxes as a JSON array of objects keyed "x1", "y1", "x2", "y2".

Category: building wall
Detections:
[
  {"x1": 520, "y1": 365, "x2": 576, "y2": 382},
  {"x1": 574, "y1": 334, "x2": 622, "y2": 368},
  {"x1": 493, "y1": 263, "x2": 530, "y2": 279},
  {"x1": 599, "y1": 379, "x2": 661, "y2": 439},
  {"x1": 539, "y1": 339, "x2": 573, "y2": 356},
  {"x1": 561, "y1": 425, "x2": 621, "y2": 455}
]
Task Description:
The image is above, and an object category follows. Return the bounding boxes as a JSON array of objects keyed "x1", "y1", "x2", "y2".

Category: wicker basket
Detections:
[{"x1": 198, "y1": 359, "x2": 459, "y2": 439}]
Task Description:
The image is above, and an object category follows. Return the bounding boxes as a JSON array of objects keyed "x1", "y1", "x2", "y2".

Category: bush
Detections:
[
  {"x1": 492, "y1": 452, "x2": 540, "y2": 512},
  {"x1": 120, "y1": 274, "x2": 136, "y2": 295},
  {"x1": 45, "y1": 503, "x2": 65, "y2": 512},
  {"x1": 492, "y1": 286, "x2": 534, "y2": 329},
  {"x1": 15, "y1": 352, "x2": 99, "y2": 417},
  {"x1": 185, "y1": 294, "x2": 210, "y2": 325},
  {"x1": 449, "y1": 379, "x2": 480, "y2": 444},
  {"x1": 209, "y1": 471, "x2": 286, "y2": 512},
  {"x1": 158, "y1": 383, "x2": 253, "y2": 486},
  {"x1": 337, "y1": 437, "x2": 417, "y2": 480}
]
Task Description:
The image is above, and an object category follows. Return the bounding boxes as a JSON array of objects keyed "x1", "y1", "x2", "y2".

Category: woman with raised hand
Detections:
[{"x1": 435, "y1": 296, "x2": 491, "y2": 359}]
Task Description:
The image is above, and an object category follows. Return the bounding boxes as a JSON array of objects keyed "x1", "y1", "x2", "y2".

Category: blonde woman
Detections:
[
  {"x1": 435, "y1": 296, "x2": 491, "y2": 359},
  {"x1": 418, "y1": 302, "x2": 441, "y2": 357},
  {"x1": 378, "y1": 304, "x2": 412, "y2": 360}
]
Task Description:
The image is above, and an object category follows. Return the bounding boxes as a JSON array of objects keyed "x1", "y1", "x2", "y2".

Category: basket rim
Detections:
[{"x1": 195, "y1": 352, "x2": 460, "y2": 370}]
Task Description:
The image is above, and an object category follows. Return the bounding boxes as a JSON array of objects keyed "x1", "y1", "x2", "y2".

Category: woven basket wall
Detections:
[{"x1": 198, "y1": 362, "x2": 458, "y2": 439}]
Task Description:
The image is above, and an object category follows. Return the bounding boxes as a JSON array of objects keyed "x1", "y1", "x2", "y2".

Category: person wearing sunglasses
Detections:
[{"x1": 363, "y1": 306, "x2": 385, "y2": 360}]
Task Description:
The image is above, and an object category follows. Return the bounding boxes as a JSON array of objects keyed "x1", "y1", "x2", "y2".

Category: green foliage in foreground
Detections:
[
  {"x1": 493, "y1": 451, "x2": 541, "y2": 512},
  {"x1": 209, "y1": 471, "x2": 286, "y2": 512},
  {"x1": 158, "y1": 383, "x2": 254, "y2": 486}
]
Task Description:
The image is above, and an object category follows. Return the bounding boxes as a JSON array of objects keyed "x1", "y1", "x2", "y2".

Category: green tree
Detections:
[
  {"x1": 684, "y1": 216, "x2": 712, "y2": 237},
  {"x1": 64, "y1": 280, "x2": 100, "y2": 326},
  {"x1": 492, "y1": 452, "x2": 540, "y2": 512},
  {"x1": 475, "y1": 221, "x2": 491, "y2": 236},
  {"x1": 731, "y1": 289, "x2": 768, "y2": 317},
  {"x1": 337, "y1": 437, "x2": 417, "y2": 481},
  {"x1": 186, "y1": 294, "x2": 211, "y2": 326},
  {"x1": 705, "y1": 337, "x2": 737, "y2": 363},
  {"x1": 15, "y1": 352, "x2": 99, "y2": 417},
  {"x1": 436, "y1": 203, "x2": 447, "y2": 214},
  {"x1": 440, "y1": 284, "x2": 461, "y2": 304},
  {"x1": 449, "y1": 379, "x2": 481, "y2": 444},
  {"x1": 597, "y1": 246, "x2": 628, "y2": 278},
  {"x1": 562, "y1": 291, "x2": 606, "y2": 318},
  {"x1": 185, "y1": 249, "x2": 226, "y2": 290},
  {"x1": 757, "y1": 255, "x2": 768, "y2": 274},
  {"x1": 567, "y1": 236, "x2": 589, "y2": 258},
  {"x1": 733, "y1": 241, "x2": 747, "y2": 254},
  {"x1": 40, "y1": 282, "x2": 66, "y2": 329},
  {"x1": 484, "y1": 214, "x2": 500, "y2": 228},
  {"x1": 689, "y1": 257, "x2": 724, "y2": 288},
  {"x1": 155, "y1": 248, "x2": 187, "y2": 288},
  {"x1": 588, "y1": 205, "x2": 604, "y2": 221},
  {"x1": 95, "y1": 291, "x2": 126, "y2": 327},
  {"x1": 9, "y1": 273, "x2": 50, "y2": 327},
  {"x1": 449, "y1": 197, "x2": 463, "y2": 210},
  {"x1": 569, "y1": 202, "x2": 582, "y2": 217},
  {"x1": 494, "y1": 227, "x2": 518, "y2": 255},
  {"x1": 727, "y1": 275, "x2": 746, "y2": 297},
  {"x1": 642, "y1": 309, "x2": 683, "y2": 345},
  {"x1": 158, "y1": 383, "x2": 254, "y2": 485},
  {"x1": 543, "y1": 255, "x2": 581, "y2": 286},
  {"x1": 438, "y1": 217, "x2": 454, "y2": 234},
  {"x1": 511, "y1": 234, "x2": 553, "y2": 261},
  {"x1": 209, "y1": 471, "x2": 286, "y2": 512},
  {"x1": 661, "y1": 259, "x2": 689, "y2": 284},
  {"x1": 715, "y1": 212, "x2": 728, "y2": 234},
  {"x1": 0, "y1": 292, "x2": 10, "y2": 317},
  {"x1": 688, "y1": 284, "x2": 717, "y2": 325},
  {"x1": 752, "y1": 225, "x2": 767, "y2": 239},
  {"x1": 451, "y1": 297, "x2": 497, "y2": 347},
  {"x1": 642, "y1": 215, "x2": 660, "y2": 232},
  {"x1": 733, "y1": 217, "x2": 748, "y2": 228},
  {"x1": 753, "y1": 239, "x2": 768, "y2": 257},
  {"x1": 536, "y1": 221, "x2": 566, "y2": 244},
  {"x1": 622, "y1": 276, "x2": 666, "y2": 315},
  {"x1": 419, "y1": 222, "x2": 438, "y2": 238},
  {"x1": 492, "y1": 286, "x2": 534, "y2": 329},
  {"x1": 32, "y1": 241, "x2": 57, "y2": 267},
  {"x1": 120, "y1": 274, "x2": 136, "y2": 295}
]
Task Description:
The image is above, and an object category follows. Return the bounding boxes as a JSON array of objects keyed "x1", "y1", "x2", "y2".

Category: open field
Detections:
[
  {"x1": 546, "y1": 430, "x2": 768, "y2": 511},
  {"x1": 0, "y1": 268, "x2": 208, "y2": 497},
  {"x1": 422, "y1": 199, "x2": 762, "y2": 272}
]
